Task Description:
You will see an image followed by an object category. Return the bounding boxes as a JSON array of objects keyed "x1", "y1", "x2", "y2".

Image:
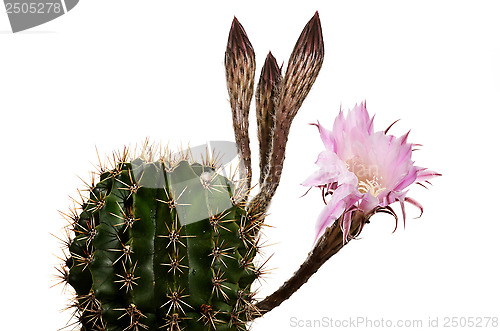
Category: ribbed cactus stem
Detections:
[{"x1": 63, "y1": 151, "x2": 260, "y2": 330}]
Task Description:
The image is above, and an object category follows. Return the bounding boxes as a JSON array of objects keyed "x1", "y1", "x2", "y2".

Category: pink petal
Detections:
[
  {"x1": 345, "y1": 102, "x2": 373, "y2": 135},
  {"x1": 316, "y1": 121, "x2": 336, "y2": 152},
  {"x1": 416, "y1": 167, "x2": 442, "y2": 182},
  {"x1": 314, "y1": 197, "x2": 347, "y2": 243},
  {"x1": 393, "y1": 167, "x2": 418, "y2": 191},
  {"x1": 397, "y1": 191, "x2": 408, "y2": 228},
  {"x1": 341, "y1": 210, "x2": 353, "y2": 244},
  {"x1": 404, "y1": 196, "x2": 424, "y2": 218},
  {"x1": 359, "y1": 192, "x2": 380, "y2": 212},
  {"x1": 302, "y1": 151, "x2": 357, "y2": 187},
  {"x1": 332, "y1": 110, "x2": 346, "y2": 157},
  {"x1": 314, "y1": 184, "x2": 359, "y2": 242},
  {"x1": 400, "y1": 199, "x2": 407, "y2": 228}
]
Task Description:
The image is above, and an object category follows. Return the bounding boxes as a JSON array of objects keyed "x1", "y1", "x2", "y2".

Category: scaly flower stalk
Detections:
[{"x1": 257, "y1": 210, "x2": 367, "y2": 313}]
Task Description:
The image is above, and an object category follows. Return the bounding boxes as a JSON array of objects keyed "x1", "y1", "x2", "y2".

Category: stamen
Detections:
[
  {"x1": 345, "y1": 156, "x2": 385, "y2": 197},
  {"x1": 358, "y1": 176, "x2": 385, "y2": 197}
]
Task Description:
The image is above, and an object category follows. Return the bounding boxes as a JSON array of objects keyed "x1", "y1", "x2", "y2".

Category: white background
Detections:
[{"x1": 1, "y1": 1, "x2": 499, "y2": 330}]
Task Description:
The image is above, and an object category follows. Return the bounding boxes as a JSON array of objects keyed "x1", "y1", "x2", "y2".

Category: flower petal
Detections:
[
  {"x1": 341, "y1": 210, "x2": 353, "y2": 243},
  {"x1": 314, "y1": 183, "x2": 360, "y2": 241},
  {"x1": 316, "y1": 121, "x2": 336, "y2": 152},
  {"x1": 359, "y1": 192, "x2": 380, "y2": 213},
  {"x1": 416, "y1": 167, "x2": 442, "y2": 182},
  {"x1": 302, "y1": 151, "x2": 357, "y2": 187},
  {"x1": 345, "y1": 102, "x2": 373, "y2": 134},
  {"x1": 404, "y1": 196, "x2": 424, "y2": 218}
]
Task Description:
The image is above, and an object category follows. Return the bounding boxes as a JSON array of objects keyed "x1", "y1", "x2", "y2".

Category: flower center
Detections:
[
  {"x1": 358, "y1": 176, "x2": 385, "y2": 197},
  {"x1": 345, "y1": 156, "x2": 385, "y2": 197}
]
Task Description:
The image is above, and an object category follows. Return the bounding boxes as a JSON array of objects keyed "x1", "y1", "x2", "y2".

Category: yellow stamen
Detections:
[
  {"x1": 358, "y1": 177, "x2": 385, "y2": 197},
  {"x1": 345, "y1": 156, "x2": 385, "y2": 197}
]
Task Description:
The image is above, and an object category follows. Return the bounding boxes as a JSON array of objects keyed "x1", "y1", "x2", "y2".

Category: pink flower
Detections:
[{"x1": 303, "y1": 102, "x2": 440, "y2": 242}]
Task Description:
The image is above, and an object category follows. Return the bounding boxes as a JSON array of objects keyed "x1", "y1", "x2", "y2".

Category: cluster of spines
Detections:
[{"x1": 55, "y1": 146, "x2": 265, "y2": 330}]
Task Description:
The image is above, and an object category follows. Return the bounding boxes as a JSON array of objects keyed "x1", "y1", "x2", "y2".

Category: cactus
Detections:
[
  {"x1": 57, "y1": 12, "x2": 324, "y2": 331},
  {"x1": 56, "y1": 10, "x2": 439, "y2": 330},
  {"x1": 62, "y1": 148, "x2": 259, "y2": 330}
]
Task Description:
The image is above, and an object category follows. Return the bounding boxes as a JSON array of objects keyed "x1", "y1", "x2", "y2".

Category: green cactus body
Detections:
[{"x1": 66, "y1": 154, "x2": 258, "y2": 330}]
